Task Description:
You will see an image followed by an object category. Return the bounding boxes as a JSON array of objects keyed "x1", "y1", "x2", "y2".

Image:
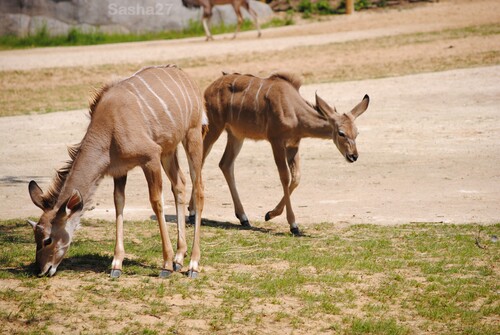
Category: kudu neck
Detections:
[
  {"x1": 298, "y1": 101, "x2": 333, "y2": 139},
  {"x1": 55, "y1": 143, "x2": 107, "y2": 211}
]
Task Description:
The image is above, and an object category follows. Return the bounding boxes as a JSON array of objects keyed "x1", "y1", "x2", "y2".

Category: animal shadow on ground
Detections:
[
  {"x1": 0, "y1": 175, "x2": 50, "y2": 186},
  {"x1": 4, "y1": 263, "x2": 39, "y2": 278},
  {"x1": 153, "y1": 214, "x2": 309, "y2": 236},
  {"x1": 201, "y1": 218, "x2": 311, "y2": 237},
  {"x1": 1, "y1": 217, "x2": 309, "y2": 278},
  {"x1": 7, "y1": 254, "x2": 159, "y2": 278},
  {"x1": 152, "y1": 214, "x2": 311, "y2": 237}
]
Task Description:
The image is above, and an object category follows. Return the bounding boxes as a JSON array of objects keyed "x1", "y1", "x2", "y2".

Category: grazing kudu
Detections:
[
  {"x1": 181, "y1": 0, "x2": 261, "y2": 41},
  {"x1": 190, "y1": 72, "x2": 369, "y2": 235},
  {"x1": 28, "y1": 65, "x2": 207, "y2": 278}
]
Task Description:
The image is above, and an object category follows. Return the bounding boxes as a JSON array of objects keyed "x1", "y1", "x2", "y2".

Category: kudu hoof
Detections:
[
  {"x1": 173, "y1": 263, "x2": 183, "y2": 272},
  {"x1": 188, "y1": 215, "x2": 195, "y2": 225},
  {"x1": 186, "y1": 270, "x2": 199, "y2": 279},
  {"x1": 241, "y1": 220, "x2": 251, "y2": 228},
  {"x1": 110, "y1": 269, "x2": 122, "y2": 278},
  {"x1": 265, "y1": 212, "x2": 272, "y2": 221},
  {"x1": 159, "y1": 269, "x2": 173, "y2": 278},
  {"x1": 290, "y1": 227, "x2": 301, "y2": 236}
]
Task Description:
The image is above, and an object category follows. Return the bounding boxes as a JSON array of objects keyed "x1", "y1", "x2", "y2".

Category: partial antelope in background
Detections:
[
  {"x1": 182, "y1": 0, "x2": 261, "y2": 41},
  {"x1": 190, "y1": 72, "x2": 369, "y2": 235},
  {"x1": 28, "y1": 65, "x2": 206, "y2": 278}
]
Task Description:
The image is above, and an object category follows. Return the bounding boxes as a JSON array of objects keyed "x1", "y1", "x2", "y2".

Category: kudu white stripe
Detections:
[
  {"x1": 126, "y1": 81, "x2": 161, "y2": 126},
  {"x1": 254, "y1": 80, "x2": 264, "y2": 112},
  {"x1": 175, "y1": 71, "x2": 194, "y2": 127},
  {"x1": 136, "y1": 75, "x2": 176, "y2": 125},
  {"x1": 184, "y1": 73, "x2": 204, "y2": 117},
  {"x1": 151, "y1": 72, "x2": 183, "y2": 120},
  {"x1": 238, "y1": 78, "x2": 254, "y2": 121},
  {"x1": 161, "y1": 68, "x2": 189, "y2": 118},
  {"x1": 124, "y1": 86, "x2": 150, "y2": 126}
]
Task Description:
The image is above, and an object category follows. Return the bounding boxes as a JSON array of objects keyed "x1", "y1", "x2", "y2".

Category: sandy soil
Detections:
[{"x1": 0, "y1": 0, "x2": 499, "y2": 228}]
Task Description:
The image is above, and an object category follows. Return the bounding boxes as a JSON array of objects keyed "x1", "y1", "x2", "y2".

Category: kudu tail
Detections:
[{"x1": 201, "y1": 110, "x2": 209, "y2": 139}]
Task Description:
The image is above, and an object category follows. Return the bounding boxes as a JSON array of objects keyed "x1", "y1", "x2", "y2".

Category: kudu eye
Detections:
[
  {"x1": 43, "y1": 237, "x2": 52, "y2": 247},
  {"x1": 338, "y1": 131, "x2": 346, "y2": 138}
]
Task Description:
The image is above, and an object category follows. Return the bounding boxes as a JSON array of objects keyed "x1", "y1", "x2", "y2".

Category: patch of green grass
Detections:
[
  {"x1": 0, "y1": 18, "x2": 277, "y2": 50},
  {"x1": 297, "y1": 0, "x2": 380, "y2": 17},
  {"x1": 0, "y1": 220, "x2": 498, "y2": 334},
  {"x1": 348, "y1": 317, "x2": 411, "y2": 335},
  {"x1": 262, "y1": 11, "x2": 295, "y2": 28}
]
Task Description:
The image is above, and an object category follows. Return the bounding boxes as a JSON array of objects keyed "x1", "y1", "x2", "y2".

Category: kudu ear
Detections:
[
  {"x1": 29, "y1": 181, "x2": 46, "y2": 210},
  {"x1": 315, "y1": 92, "x2": 340, "y2": 122},
  {"x1": 66, "y1": 189, "x2": 83, "y2": 217},
  {"x1": 57, "y1": 189, "x2": 83, "y2": 219},
  {"x1": 349, "y1": 94, "x2": 370, "y2": 119}
]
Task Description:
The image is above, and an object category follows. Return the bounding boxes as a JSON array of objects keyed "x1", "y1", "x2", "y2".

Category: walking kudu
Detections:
[
  {"x1": 181, "y1": 0, "x2": 261, "y2": 41},
  {"x1": 190, "y1": 72, "x2": 369, "y2": 235},
  {"x1": 28, "y1": 65, "x2": 207, "y2": 278}
]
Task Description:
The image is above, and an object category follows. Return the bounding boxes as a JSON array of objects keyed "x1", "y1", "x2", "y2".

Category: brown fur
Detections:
[
  {"x1": 89, "y1": 83, "x2": 114, "y2": 116},
  {"x1": 40, "y1": 142, "x2": 81, "y2": 210},
  {"x1": 190, "y1": 71, "x2": 369, "y2": 235},
  {"x1": 29, "y1": 65, "x2": 207, "y2": 277},
  {"x1": 269, "y1": 72, "x2": 303, "y2": 91},
  {"x1": 181, "y1": 0, "x2": 261, "y2": 40}
]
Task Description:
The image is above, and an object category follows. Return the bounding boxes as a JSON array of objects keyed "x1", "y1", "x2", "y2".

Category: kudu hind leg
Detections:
[
  {"x1": 244, "y1": 2, "x2": 261, "y2": 37},
  {"x1": 184, "y1": 128, "x2": 205, "y2": 277},
  {"x1": 111, "y1": 175, "x2": 127, "y2": 278},
  {"x1": 219, "y1": 132, "x2": 249, "y2": 227},
  {"x1": 265, "y1": 146, "x2": 300, "y2": 222},
  {"x1": 143, "y1": 155, "x2": 175, "y2": 276},
  {"x1": 188, "y1": 122, "x2": 224, "y2": 223},
  {"x1": 162, "y1": 152, "x2": 187, "y2": 272}
]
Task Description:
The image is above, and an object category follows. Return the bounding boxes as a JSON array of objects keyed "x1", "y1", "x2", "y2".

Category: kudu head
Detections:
[
  {"x1": 28, "y1": 181, "x2": 83, "y2": 277},
  {"x1": 315, "y1": 94, "x2": 370, "y2": 163}
]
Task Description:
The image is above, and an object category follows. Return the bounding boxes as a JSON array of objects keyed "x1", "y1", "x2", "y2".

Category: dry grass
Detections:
[{"x1": 1, "y1": 24, "x2": 499, "y2": 117}]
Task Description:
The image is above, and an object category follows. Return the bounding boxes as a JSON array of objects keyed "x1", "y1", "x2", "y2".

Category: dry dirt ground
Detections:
[{"x1": 0, "y1": 0, "x2": 499, "y2": 229}]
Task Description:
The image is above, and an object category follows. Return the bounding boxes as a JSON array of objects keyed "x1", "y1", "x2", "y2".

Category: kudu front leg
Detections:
[
  {"x1": 111, "y1": 175, "x2": 127, "y2": 278},
  {"x1": 162, "y1": 153, "x2": 188, "y2": 273},
  {"x1": 232, "y1": 9, "x2": 244, "y2": 39},
  {"x1": 219, "y1": 133, "x2": 250, "y2": 227},
  {"x1": 143, "y1": 157, "x2": 175, "y2": 277},
  {"x1": 265, "y1": 146, "x2": 300, "y2": 223},
  {"x1": 271, "y1": 142, "x2": 300, "y2": 236}
]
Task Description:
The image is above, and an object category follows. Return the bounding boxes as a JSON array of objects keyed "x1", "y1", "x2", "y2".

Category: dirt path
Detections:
[
  {"x1": 0, "y1": 0, "x2": 498, "y2": 71},
  {"x1": 0, "y1": 0, "x2": 499, "y2": 227},
  {"x1": 1, "y1": 66, "x2": 498, "y2": 226}
]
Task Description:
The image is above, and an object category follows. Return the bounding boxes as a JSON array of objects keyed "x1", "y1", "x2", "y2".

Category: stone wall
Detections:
[{"x1": 0, "y1": 0, "x2": 273, "y2": 36}]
